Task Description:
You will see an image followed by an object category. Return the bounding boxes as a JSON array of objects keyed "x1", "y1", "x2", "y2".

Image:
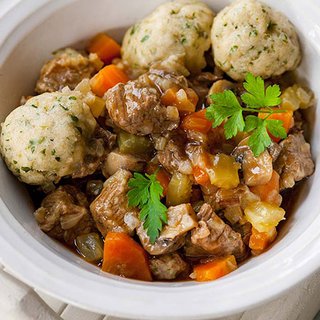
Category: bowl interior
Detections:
[{"x1": 0, "y1": 0, "x2": 320, "y2": 317}]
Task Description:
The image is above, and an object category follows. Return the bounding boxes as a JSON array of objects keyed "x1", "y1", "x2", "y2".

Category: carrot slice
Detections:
[
  {"x1": 90, "y1": 64, "x2": 129, "y2": 97},
  {"x1": 193, "y1": 255, "x2": 237, "y2": 282},
  {"x1": 193, "y1": 165, "x2": 210, "y2": 186},
  {"x1": 88, "y1": 33, "x2": 121, "y2": 64},
  {"x1": 258, "y1": 109, "x2": 293, "y2": 142},
  {"x1": 102, "y1": 232, "x2": 152, "y2": 281},
  {"x1": 249, "y1": 227, "x2": 277, "y2": 254},
  {"x1": 250, "y1": 170, "x2": 280, "y2": 205},
  {"x1": 161, "y1": 87, "x2": 198, "y2": 113},
  {"x1": 181, "y1": 109, "x2": 212, "y2": 134}
]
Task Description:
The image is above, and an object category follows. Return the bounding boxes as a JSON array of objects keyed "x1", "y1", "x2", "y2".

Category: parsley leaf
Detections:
[
  {"x1": 127, "y1": 172, "x2": 167, "y2": 244},
  {"x1": 206, "y1": 73, "x2": 288, "y2": 157},
  {"x1": 206, "y1": 90, "x2": 245, "y2": 139},
  {"x1": 241, "y1": 73, "x2": 281, "y2": 108},
  {"x1": 266, "y1": 119, "x2": 287, "y2": 140},
  {"x1": 248, "y1": 120, "x2": 271, "y2": 156}
]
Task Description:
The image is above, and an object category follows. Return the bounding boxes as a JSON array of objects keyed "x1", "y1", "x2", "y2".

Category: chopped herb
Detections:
[
  {"x1": 180, "y1": 36, "x2": 187, "y2": 44},
  {"x1": 51, "y1": 149, "x2": 56, "y2": 156},
  {"x1": 230, "y1": 45, "x2": 238, "y2": 52},
  {"x1": 69, "y1": 96, "x2": 77, "y2": 100},
  {"x1": 170, "y1": 9, "x2": 177, "y2": 14},
  {"x1": 13, "y1": 160, "x2": 17, "y2": 164},
  {"x1": 206, "y1": 73, "x2": 287, "y2": 156},
  {"x1": 21, "y1": 167, "x2": 31, "y2": 172},
  {"x1": 75, "y1": 126, "x2": 83, "y2": 134},
  {"x1": 267, "y1": 21, "x2": 277, "y2": 32},
  {"x1": 31, "y1": 104, "x2": 37, "y2": 108},
  {"x1": 41, "y1": 149, "x2": 46, "y2": 155},
  {"x1": 141, "y1": 35, "x2": 150, "y2": 43},
  {"x1": 38, "y1": 137, "x2": 45, "y2": 144},
  {"x1": 59, "y1": 103, "x2": 68, "y2": 111},
  {"x1": 28, "y1": 140, "x2": 36, "y2": 153},
  {"x1": 55, "y1": 156, "x2": 61, "y2": 162},
  {"x1": 70, "y1": 115, "x2": 79, "y2": 122},
  {"x1": 127, "y1": 172, "x2": 167, "y2": 244},
  {"x1": 249, "y1": 29, "x2": 258, "y2": 37},
  {"x1": 130, "y1": 25, "x2": 136, "y2": 36}
]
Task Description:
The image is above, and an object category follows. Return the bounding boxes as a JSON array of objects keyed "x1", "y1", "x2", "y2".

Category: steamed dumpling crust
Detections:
[
  {"x1": 121, "y1": 0, "x2": 215, "y2": 76},
  {"x1": 0, "y1": 91, "x2": 97, "y2": 185},
  {"x1": 211, "y1": 0, "x2": 301, "y2": 81}
]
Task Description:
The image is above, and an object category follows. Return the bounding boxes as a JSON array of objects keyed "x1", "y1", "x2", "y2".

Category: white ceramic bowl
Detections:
[{"x1": 0, "y1": 0, "x2": 320, "y2": 319}]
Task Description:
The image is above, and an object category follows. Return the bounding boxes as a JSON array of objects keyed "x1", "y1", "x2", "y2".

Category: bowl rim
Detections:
[{"x1": 1, "y1": 0, "x2": 320, "y2": 319}]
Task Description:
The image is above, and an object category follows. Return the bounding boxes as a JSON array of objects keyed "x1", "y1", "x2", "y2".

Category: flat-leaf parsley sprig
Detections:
[
  {"x1": 206, "y1": 73, "x2": 287, "y2": 156},
  {"x1": 127, "y1": 172, "x2": 167, "y2": 244}
]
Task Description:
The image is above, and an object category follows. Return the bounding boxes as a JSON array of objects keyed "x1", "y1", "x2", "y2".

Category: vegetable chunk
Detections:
[
  {"x1": 102, "y1": 232, "x2": 152, "y2": 281},
  {"x1": 192, "y1": 255, "x2": 237, "y2": 281}
]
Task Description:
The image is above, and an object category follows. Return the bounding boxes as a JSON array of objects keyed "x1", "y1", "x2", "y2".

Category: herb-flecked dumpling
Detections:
[
  {"x1": 0, "y1": 91, "x2": 97, "y2": 185},
  {"x1": 211, "y1": 0, "x2": 301, "y2": 81},
  {"x1": 121, "y1": 0, "x2": 215, "y2": 76}
]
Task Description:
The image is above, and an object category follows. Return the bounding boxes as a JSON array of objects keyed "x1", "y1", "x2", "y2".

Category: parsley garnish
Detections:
[
  {"x1": 141, "y1": 35, "x2": 150, "y2": 43},
  {"x1": 127, "y1": 172, "x2": 167, "y2": 244},
  {"x1": 206, "y1": 73, "x2": 287, "y2": 156}
]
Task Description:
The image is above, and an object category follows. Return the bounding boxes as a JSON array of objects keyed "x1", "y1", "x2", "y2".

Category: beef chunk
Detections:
[
  {"x1": 191, "y1": 203, "x2": 246, "y2": 260},
  {"x1": 34, "y1": 185, "x2": 93, "y2": 245},
  {"x1": 137, "y1": 204, "x2": 197, "y2": 255},
  {"x1": 274, "y1": 132, "x2": 315, "y2": 190},
  {"x1": 35, "y1": 48, "x2": 103, "y2": 93},
  {"x1": 232, "y1": 145, "x2": 273, "y2": 186},
  {"x1": 105, "y1": 71, "x2": 183, "y2": 136},
  {"x1": 158, "y1": 135, "x2": 193, "y2": 175},
  {"x1": 102, "y1": 150, "x2": 145, "y2": 176},
  {"x1": 89, "y1": 169, "x2": 139, "y2": 236},
  {"x1": 149, "y1": 253, "x2": 189, "y2": 280}
]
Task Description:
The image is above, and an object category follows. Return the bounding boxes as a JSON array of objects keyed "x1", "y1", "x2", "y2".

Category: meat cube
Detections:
[
  {"x1": 274, "y1": 132, "x2": 315, "y2": 189},
  {"x1": 89, "y1": 169, "x2": 139, "y2": 237},
  {"x1": 35, "y1": 48, "x2": 103, "y2": 93},
  {"x1": 141, "y1": 68, "x2": 189, "y2": 93},
  {"x1": 191, "y1": 203, "x2": 247, "y2": 260},
  {"x1": 158, "y1": 136, "x2": 193, "y2": 175},
  {"x1": 232, "y1": 145, "x2": 273, "y2": 186},
  {"x1": 149, "y1": 253, "x2": 189, "y2": 280},
  {"x1": 137, "y1": 203, "x2": 198, "y2": 255},
  {"x1": 268, "y1": 142, "x2": 282, "y2": 162},
  {"x1": 105, "y1": 77, "x2": 179, "y2": 136},
  {"x1": 34, "y1": 185, "x2": 94, "y2": 245},
  {"x1": 102, "y1": 150, "x2": 145, "y2": 176},
  {"x1": 215, "y1": 184, "x2": 260, "y2": 210},
  {"x1": 201, "y1": 184, "x2": 219, "y2": 210}
]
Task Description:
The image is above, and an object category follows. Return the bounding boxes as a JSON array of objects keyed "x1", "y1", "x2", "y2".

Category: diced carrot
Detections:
[
  {"x1": 258, "y1": 109, "x2": 294, "y2": 142},
  {"x1": 193, "y1": 255, "x2": 237, "y2": 282},
  {"x1": 88, "y1": 33, "x2": 121, "y2": 64},
  {"x1": 161, "y1": 87, "x2": 198, "y2": 113},
  {"x1": 181, "y1": 109, "x2": 212, "y2": 134},
  {"x1": 102, "y1": 232, "x2": 152, "y2": 281},
  {"x1": 250, "y1": 170, "x2": 281, "y2": 205},
  {"x1": 161, "y1": 87, "x2": 178, "y2": 105},
  {"x1": 146, "y1": 164, "x2": 170, "y2": 196},
  {"x1": 193, "y1": 165, "x2": 210, "y2": 186},
  {"x1": 249, "y1": 227, "x2": 277, "y2": 254},
  {"x1": 90, "y1": 64, "x2": 129, "y2": 97}
]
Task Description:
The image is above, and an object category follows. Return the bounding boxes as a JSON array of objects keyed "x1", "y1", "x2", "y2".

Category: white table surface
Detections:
[{"x1": 1, "y1": 1, "x2": 320, "y2": 319}]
